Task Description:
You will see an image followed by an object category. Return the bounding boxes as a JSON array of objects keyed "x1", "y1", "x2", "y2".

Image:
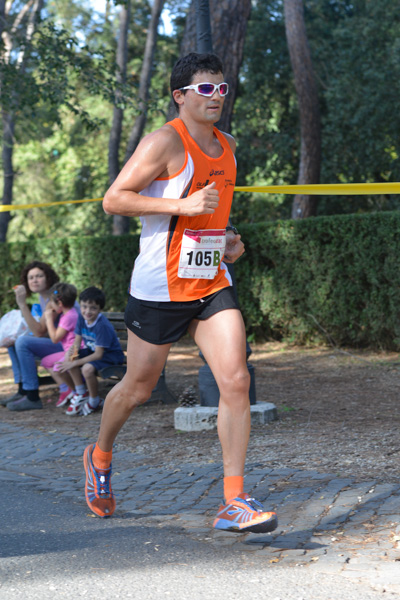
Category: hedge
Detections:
[
  {"x1": 2, "y1": 211, "x2": 400, "y2": 349},
  {"x1": 235, "y1": 211, "x2": 400, "y2": 348}
]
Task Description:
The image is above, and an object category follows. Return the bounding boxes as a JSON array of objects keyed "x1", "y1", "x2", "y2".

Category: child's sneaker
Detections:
[
  {"x1": 83, "y1": 444, "x2": 115, "y2": 517},
  {"x1": 55, "y1": 388, "x2": 75, "y2": 408},
  {"x1": 81, "y1": 398, "x2": 104, "y2": 416},
  {"x1": 65, "y1": 391, "x2": 89, "y2": 416},
  {"x1": 213, "y1": 493, "x2": 278, "y2": 533}
]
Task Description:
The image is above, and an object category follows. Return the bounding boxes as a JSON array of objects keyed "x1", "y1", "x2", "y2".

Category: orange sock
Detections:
[
  {"x1": 224, "y1": 475, "x2": 244, "y2": 503},
  {"x1": 92, "y1": 443, "x2": 112, "y2": 470}
]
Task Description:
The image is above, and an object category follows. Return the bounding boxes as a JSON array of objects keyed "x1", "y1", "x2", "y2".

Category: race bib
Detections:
[{"x1": 178, "y1": 228, "x2": 226, "y2": 279}]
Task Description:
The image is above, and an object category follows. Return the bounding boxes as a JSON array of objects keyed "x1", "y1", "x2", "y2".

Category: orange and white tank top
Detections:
[{"x1": 129, "y1": 118, "x2": 237, "y2": 302}]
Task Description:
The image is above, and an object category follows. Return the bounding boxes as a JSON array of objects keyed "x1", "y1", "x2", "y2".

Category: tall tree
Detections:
[
  {"x1": 0, "y1": 0, "x2": 44, "y2": 242},
  {"x1": 284, "y1": 0, "x2": 321, "y2": 219},
  {"x1": 110, "y1": 0, "x2": 165, "y2": 235},
  {"x1": 124, "y1": 0, "x2": 164, "y2": 162},
  {"x1": 0, "y1": 0, "x2": 6, "y2": 39},
  {"x1": 109, "y1": 0, "x2": 131, "y2": 235},
  {"x1": 179, "y1": 0, "x2": 251, "y2": 133}
]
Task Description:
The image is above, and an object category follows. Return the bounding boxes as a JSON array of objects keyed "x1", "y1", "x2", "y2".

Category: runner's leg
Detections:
[
  {"x1": 190, "y1": 309, "x2": 278, "y2": 533},
  {"x1": 188, "y1": 309, "x2": 250, "y2": 478},
  {"x1": 97, "y1": 329, "x2": 172, "y2": 452}
]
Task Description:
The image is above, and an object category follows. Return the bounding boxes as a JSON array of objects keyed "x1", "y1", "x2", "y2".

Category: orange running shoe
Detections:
[
  {"x1": 213, "y1": 493, "x2": 278, "y2": 533},
  {"x1": 83, "y1": 444, "x2": 116, "y2": 518}
]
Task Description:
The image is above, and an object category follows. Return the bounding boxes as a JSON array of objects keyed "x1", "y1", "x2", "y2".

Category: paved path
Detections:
[{"x1": 0, "y1": 422, "x2": 399, "y2": 598}]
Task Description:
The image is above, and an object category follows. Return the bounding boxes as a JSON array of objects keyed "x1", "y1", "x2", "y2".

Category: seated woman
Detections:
[{"x1": 1, "y1": 260, "x2": 66, "y2": 411}]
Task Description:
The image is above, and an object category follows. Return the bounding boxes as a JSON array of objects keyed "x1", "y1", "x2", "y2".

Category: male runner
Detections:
[{"x1": 83, "y1": 52, "x2": 278, "y2": 534}]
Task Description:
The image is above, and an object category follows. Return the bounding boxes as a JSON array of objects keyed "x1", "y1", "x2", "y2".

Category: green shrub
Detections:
[
  {"x1": 235, "y1": 212, "x2": 400, "y2": 348},
  {"x1": 66, "y1": 234, "x2": 140, "y2": 310}
]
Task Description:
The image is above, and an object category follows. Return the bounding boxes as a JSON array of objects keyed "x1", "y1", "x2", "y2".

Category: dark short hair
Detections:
[
  {"x1": 21, "y1": 261, "x2": 59, "y2": 297},
  {"x1": 49, "y1": 282, "x2": 77, "y2": 309},
  {"x1": 170, "y1": 52, "x2": 224, "y2": 111},
  {"x1": 79, "y1": 286, "x2": 105, "y2": 309}
]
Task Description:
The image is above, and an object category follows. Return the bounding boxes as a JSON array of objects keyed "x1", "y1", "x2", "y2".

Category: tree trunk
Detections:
[
  {"x1": 284, "y1": 0, "x2": 321, "y2": 219},
  {"x1": 0, "y1": 0, "x2": 43, "y2": 242},
  {"x1": 124, "y1": 0, "x2": 164, "y2": 163},
  {"x1": 109, "y1": 1, "x2": 131, "y2": 236},
  {"x1": 179, "y1": 0, "x2": 251, "y2": 134},
  {"x1": 105, "y1": 0, "x2": 111, "y2": 25},
  {"x1": 111, "y1": 0, "x2": 164, "y2": 235},
  {"x1": 0, "y1": 111, "x2": 14, "y2": 242},
  {"x1": 0, "y1": 0, "x2": 5, "y2": 39},
  {"x1": 194, "y1": 0, "x2": 212, "y2": 53},
  {"x1": 0, "y1": 0, "x2": 7, "y2": 241}
]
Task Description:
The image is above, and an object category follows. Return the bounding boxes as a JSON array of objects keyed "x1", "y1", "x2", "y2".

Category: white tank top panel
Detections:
[{"x1": 128, "y1": 153, "x2": 191, "y2": 300}]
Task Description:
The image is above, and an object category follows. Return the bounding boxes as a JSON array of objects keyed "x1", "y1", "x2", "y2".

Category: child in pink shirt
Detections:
[{"x1": 41, "y1": 283, "x2": 80, "y2": 406}]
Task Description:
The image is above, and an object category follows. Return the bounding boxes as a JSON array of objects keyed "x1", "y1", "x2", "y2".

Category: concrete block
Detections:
[
  {"x1": 250, "y1": 401, "x2": 278, "y2": 424},
  {"x1": 174, "y1": 401, "x2": 278, "y2": 432},
  {"x1": 174, "y1": 405, "x2": 218, "y2": 431}
]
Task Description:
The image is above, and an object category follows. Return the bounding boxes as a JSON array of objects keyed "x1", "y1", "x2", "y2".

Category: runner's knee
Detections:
[
  {"x1": 112, "y1": 377, "x2": 154, "y2": 409},
  {"x1": 219, "y1": 367, "x2": 250, "y2": 397}
]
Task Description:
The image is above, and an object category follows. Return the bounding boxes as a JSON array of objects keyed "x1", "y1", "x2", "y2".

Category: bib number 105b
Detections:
[
  {"x1": 178, "y1": 228, "x2": 226, "y2": 279},
  {"x1": 186, "y1": 249, "x2": 221, "y2": 267}
]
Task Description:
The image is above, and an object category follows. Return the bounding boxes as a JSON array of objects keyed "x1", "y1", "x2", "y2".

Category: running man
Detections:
[{"x1": 83, "y1": 52, "x2": 278, "y2": 534}]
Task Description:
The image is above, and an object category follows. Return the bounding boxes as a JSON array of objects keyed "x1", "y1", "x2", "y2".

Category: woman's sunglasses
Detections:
[{"x1": 179, "y1": 82, "x2": 229, "y2": 97}]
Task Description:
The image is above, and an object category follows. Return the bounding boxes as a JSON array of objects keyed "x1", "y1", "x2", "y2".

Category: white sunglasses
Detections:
[{"x1": 179, "y1": 82, "x2": 229, "y2": 97}]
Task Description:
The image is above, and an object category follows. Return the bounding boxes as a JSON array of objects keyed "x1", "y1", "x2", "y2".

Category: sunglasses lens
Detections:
[
  {"x1": 219, "y1": 83, "x2": 228, "y2": 96},
  {"x1": 198, "y1": 84, "x2": 216, "y2": 96}
]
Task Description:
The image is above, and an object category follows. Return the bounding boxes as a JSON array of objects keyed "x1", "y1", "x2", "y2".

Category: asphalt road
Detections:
[{"x1": 0, "y1": 479, "x2": 394, "y2": 600}]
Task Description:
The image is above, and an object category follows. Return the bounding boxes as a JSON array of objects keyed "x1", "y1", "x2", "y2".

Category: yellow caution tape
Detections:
[
  {"x1": 234, "y1": 182, "x2": 400, "y2": 195},
  {"x1": 1, "y1": 182, "x2": 400, "y2": 212},
  {"x1": 0, "y1": 197, "x2": 102, "y2": 212}
]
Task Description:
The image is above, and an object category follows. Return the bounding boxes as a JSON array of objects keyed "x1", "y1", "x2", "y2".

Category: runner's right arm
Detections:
[{"x1": 103, "y1": 126, "x2": 219, "y2": 218}]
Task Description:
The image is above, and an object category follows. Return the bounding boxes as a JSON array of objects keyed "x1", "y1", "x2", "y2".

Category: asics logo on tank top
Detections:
[
  {"x1": 196, "y1": 180, "x2": 210, "y2": 188},
  {"x1": 209, "y1": 169, "x2": 224, "y2": 176}
]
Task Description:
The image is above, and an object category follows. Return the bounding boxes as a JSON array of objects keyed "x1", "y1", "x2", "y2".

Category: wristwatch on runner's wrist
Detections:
[{"x1": 226, "y1": 225, "x2": 239, "y2": 235}]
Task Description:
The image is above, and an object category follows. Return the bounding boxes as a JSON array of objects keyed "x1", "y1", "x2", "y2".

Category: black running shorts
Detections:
[{"x1": 124, "y1": 286, "x2": 239, "y2": 345}]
